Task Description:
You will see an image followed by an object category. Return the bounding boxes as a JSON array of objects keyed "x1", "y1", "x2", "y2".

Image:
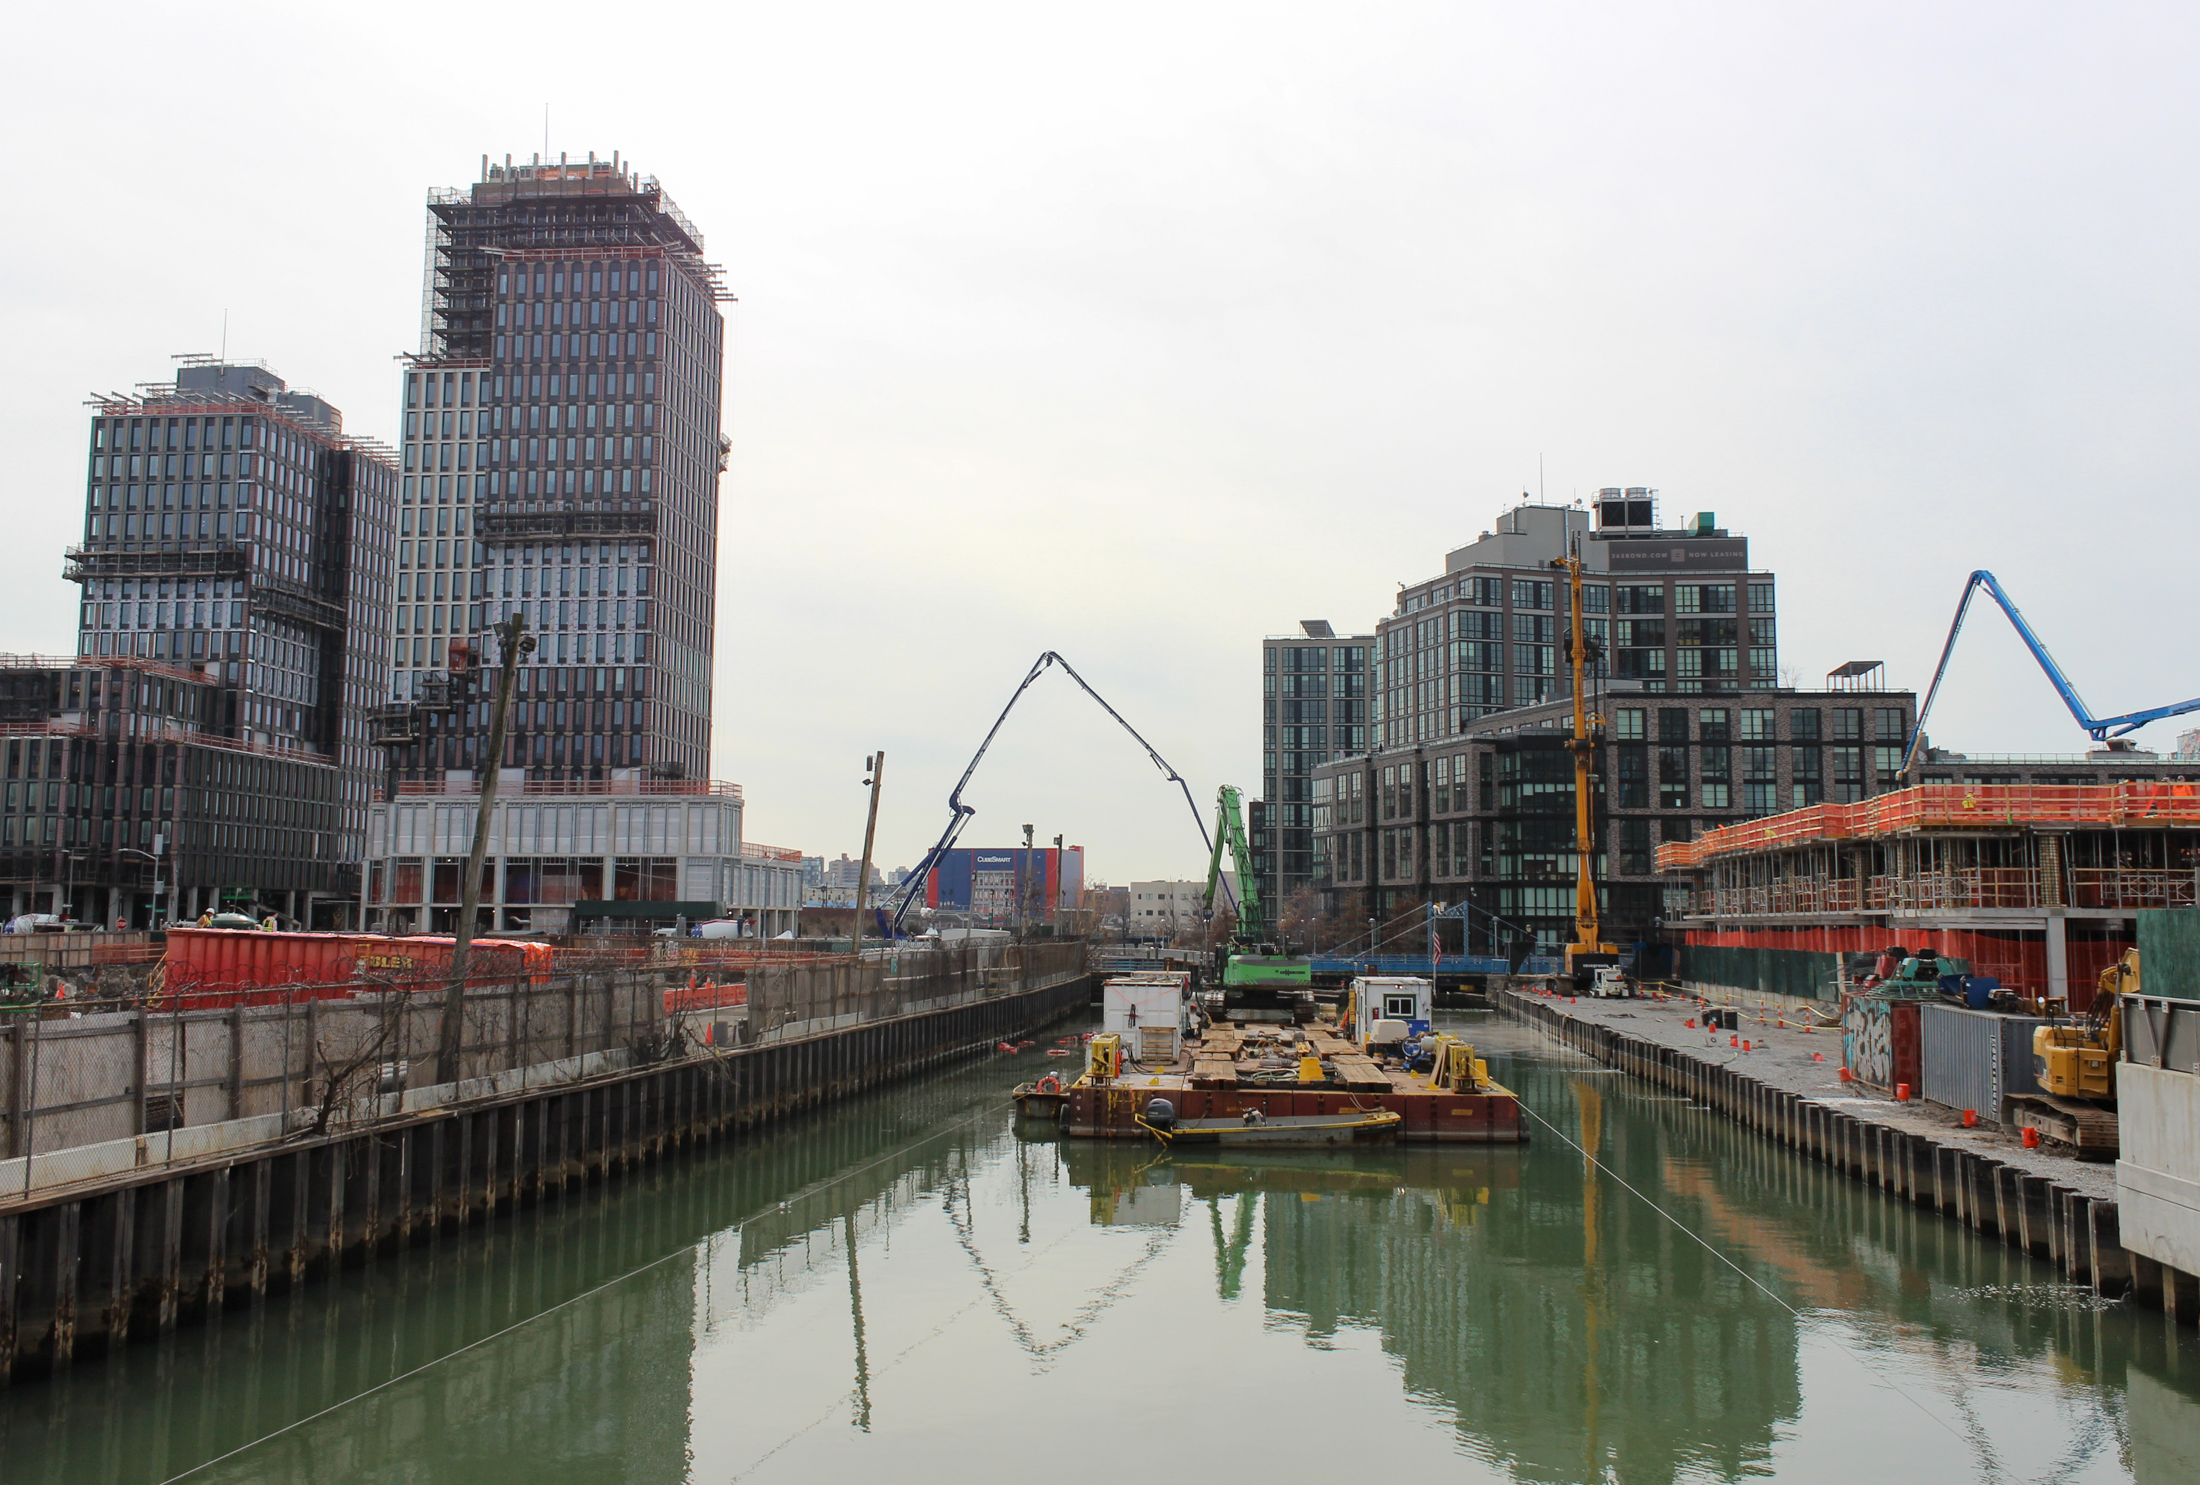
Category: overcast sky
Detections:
[{"x1": 5, "y1": 3, "x2": 2197, "y2": 883}]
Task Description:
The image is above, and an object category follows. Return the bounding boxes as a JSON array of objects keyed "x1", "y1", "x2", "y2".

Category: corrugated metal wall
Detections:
[{"x1": 1920, "y1": 1003, "x2": 2041, "y2": 1122}]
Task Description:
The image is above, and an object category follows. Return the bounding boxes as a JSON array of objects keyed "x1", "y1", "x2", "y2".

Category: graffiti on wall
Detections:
[{"x1": 1844, "y1": 999, "x2": 1893, "y2": 1089}]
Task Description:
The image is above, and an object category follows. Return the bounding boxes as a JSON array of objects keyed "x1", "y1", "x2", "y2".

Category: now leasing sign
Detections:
[{"x1": 1602, "y1": 538, "x2": 1749, "y2": 571}]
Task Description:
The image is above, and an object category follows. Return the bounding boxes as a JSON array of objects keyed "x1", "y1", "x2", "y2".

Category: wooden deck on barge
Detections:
[{"x1": 1062, "y1": 1024, "x2": 1526, "y2": 1143}]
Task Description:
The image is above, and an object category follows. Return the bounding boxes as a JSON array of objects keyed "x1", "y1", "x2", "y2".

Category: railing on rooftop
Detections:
[{"x1": 741, "y1": 843, "x2": 803, "y2": 863}]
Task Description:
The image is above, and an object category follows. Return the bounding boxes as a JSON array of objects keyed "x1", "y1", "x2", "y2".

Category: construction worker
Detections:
[
  {"x1": 196, "y1": 910, "x2": 214, "y2": 929},
  {"x1": 261, "y1": 913, "x2": 280, "y2": 932}
]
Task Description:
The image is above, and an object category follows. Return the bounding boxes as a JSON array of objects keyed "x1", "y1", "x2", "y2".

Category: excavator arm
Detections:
[{"x1": 1202, "y1": 785, "x2": 1262, "y2": 942}]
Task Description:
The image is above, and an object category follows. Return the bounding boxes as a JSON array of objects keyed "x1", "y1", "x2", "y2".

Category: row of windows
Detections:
[
  {"x1": 400, "y1": 562, "x2": 646, "y2": 599},
  {"x1": 1384, "y1": 614, "x2": 1777, "y2": 668},
  {"x1": 406, "y1": 363, "x2": 657, "y2": 408},
  {"x1": 1263, "y1": 672, "x2": 1368, "y2": 698},
  {"x1": 1262, "y1": 645, "x2": 1369, "y2": 672},
  {"x1": 392, "y1": 631, "x2": 649, "y2": 671},
  {"x1": 1609, "y1": 705, "x2": 1906, "y2": 742},
  {"x1": 496, "y1": 265, "x2": 660, "y2": 299},
  {"x1": 1396, "y1": 578, "x2": 1775, "y2": 619},
  {"x1": 496, "y1": 332, "x2": 656, "y2": 362},
  {"x1": 397, "y1": 468, "x2": 655, "y2": 509},
  {"x1": 401, "y1": 434, "x2": 654, "y2": 476},
  {"x1": 91, "y1": 416, "x2": 288, "y2": 456},
  {"x1": 495, "y1": 298, "x2": 655, "y2": 330},
  {"x1": 403, "y1": 392, "x2": 653, "y2": 439}
]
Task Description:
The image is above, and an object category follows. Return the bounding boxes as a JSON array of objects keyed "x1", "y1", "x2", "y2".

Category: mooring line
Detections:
[
  {"x1": 1513, "y1": 1091, "x2": 1994, "y2": 1469},
  {"x1": 153, "y1": 1089, "x2": 1022, "y2": 1484}
]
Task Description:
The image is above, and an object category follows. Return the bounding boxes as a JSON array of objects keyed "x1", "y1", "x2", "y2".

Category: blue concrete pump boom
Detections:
[
  {"x1": 883, "y1": 652, "x2": 1219, "y2": 936},
  {"x1": 1905, "y1": 569, "x2": 2200, "y2": 775}
]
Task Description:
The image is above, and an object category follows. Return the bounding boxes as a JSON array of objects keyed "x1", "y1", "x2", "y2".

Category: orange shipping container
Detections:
[{"x1": 158, "y1": 929, "x2": 554, "y2": 1008}]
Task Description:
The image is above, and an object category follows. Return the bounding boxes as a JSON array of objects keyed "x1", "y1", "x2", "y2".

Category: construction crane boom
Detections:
[
  {"x1": 1906, "y1": 570, "x2": 2200, "y2": 775},
  {"x1": 885, "y1": 652, "x2": 1216, "y2": 935},
  {"x1": 1551, "y1": 546, "x2": 1616, "y2": 982}
]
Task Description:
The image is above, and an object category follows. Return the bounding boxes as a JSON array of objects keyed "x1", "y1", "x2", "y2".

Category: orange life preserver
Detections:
[{"x1": 1036, "y1": 1073, "x2": 1062, "y2": 1096}]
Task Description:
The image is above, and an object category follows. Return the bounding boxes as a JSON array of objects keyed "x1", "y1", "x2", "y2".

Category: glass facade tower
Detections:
[
  {"x1": 387, "y1": 153, "x2": 728, "y2": 784},
  {"x1": 66, "y1": 361, "x2": 398, "y2": 872}
]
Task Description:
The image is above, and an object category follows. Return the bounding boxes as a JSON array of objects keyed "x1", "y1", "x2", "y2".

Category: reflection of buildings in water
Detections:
[
  {"x1": 1250, "y1": 1112, "x2": 1802, "y2": 1484},
  {"x1": 1054, "y1": 1075, "x2": 1805, "y2": 1485},
  {"x1": 2, "y1": 1073, "x2": 1022, "y2": 1484}
]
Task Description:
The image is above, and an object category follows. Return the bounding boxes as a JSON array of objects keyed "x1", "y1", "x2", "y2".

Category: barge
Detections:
[{"x1": 1061, "y1": 974, "x2": 1527, "y2": 1144}]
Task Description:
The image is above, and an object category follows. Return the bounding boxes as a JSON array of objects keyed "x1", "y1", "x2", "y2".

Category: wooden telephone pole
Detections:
[
  {"x1": 850, "y1": 752, "x2": 884, "y2": 955},
  {"x1": 440, "y1": 615, "x2": 534, "y2": 1081}
]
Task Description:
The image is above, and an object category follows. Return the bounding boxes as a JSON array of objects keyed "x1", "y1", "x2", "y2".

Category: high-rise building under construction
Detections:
[{"x1": 383, "y1": 152, "x2": 728, "y2": 783}]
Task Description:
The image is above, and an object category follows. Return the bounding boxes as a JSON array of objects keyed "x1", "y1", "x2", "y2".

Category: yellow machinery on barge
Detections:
[{"x1": 1058, "y1": 976, "x2": 1526, "y2": 1144}]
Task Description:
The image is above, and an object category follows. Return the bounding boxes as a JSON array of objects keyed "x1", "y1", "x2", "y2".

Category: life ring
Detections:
[{"x1": 1035, "y1": 1073, "x2": 1062, "y2": 1096}]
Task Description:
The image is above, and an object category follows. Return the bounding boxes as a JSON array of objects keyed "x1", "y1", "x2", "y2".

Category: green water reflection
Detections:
[{"x1": 1, "y1": 1015, "x2": 2194, "y2": 1484}]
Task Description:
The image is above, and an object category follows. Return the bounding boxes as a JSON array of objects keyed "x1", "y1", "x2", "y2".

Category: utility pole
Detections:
[
  {"x1": 1014, "y1": 822, "x2": 1034, "y2": 942},
  {"x1": 851, "y1": 752, "x2": 883, "y2": 956},
  {"x1": 439, "y1": 616, "x2": 533, "y2": 1082}
]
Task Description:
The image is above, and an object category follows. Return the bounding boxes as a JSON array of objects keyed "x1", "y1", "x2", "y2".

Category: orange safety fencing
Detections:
[{"x1": 1655, "y1": 782, "x2": 2200, "y2": 871}]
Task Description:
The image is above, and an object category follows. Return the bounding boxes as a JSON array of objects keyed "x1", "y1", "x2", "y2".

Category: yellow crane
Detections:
[{"x1": 1551, "y1": 545, "x2": 1620, "y2": 988}]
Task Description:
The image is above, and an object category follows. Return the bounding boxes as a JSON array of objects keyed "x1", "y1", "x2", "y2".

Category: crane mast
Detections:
[{"x1": 1552, "y1": 545, "x2": 1618, "y2": 984}]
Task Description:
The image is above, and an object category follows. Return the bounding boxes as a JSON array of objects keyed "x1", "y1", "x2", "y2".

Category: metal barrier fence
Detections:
[{"x1": 0, "y1": 939, "x2": 1089, "y2": 1205}]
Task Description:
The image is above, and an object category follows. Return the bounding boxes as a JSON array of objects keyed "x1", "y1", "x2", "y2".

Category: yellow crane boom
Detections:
[{"x1": 1552, "y1": 546, "x2": 1618, "y2": 983}]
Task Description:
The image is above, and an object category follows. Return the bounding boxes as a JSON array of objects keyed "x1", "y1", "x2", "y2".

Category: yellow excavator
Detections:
[
  {"x1": 2035, "y1": 949, "x2": 2131, "y2": 1101},
  {"x1": 1552, "y1": 546, "x2": 1622, "y2": 992},
  {"x1": 2014, "y1": 949, "x2": 2128, "y2": 1158}
]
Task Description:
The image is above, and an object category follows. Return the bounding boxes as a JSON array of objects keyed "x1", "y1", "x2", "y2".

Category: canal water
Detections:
[{"x1": 3, "y1": 1012, "x2": 2196, "y2": 1484}]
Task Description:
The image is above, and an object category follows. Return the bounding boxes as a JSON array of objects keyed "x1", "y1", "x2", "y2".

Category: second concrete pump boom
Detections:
[{"x1": 886, "y1": 652, "x2": 1217, "y2": 936}]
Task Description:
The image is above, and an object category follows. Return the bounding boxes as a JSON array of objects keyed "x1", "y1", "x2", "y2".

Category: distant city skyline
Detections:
[{"x1": 7, "y1": 5, "x2": 2199, "y2": 879}]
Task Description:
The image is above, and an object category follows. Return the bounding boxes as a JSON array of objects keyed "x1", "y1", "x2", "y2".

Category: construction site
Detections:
[{"x1": 1657, "y1": 782, "x2": 2200, "y2": 1005}]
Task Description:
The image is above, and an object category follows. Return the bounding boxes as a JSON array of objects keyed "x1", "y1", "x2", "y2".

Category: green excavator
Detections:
[{"x1": 1201, "y1": 785, "x2": 1315, "y2": 1022}]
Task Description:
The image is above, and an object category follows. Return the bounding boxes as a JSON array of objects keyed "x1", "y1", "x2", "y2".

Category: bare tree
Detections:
[{"x1": 295, "y1": 981, "x2": 413, "y2": 1138}]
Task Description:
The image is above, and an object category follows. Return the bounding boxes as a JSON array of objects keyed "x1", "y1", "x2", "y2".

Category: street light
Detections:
[
  {"x1": 118, "y1": 836, "x2": 166, "y2": 928},
  {"x1": 58, "y1": 850, "x2": 84, "y2": 925}
]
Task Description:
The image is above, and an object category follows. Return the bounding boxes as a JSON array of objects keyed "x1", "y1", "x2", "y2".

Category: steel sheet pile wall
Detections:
[{"x1": 0, "y1": 946, "x2": 1092, "y2": 1384}]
